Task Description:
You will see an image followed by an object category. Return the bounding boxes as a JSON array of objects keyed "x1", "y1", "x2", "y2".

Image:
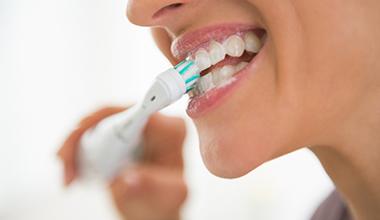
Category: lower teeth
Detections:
[{"x1": 191, "y1": 61, "x2": 248, "y2": 96}]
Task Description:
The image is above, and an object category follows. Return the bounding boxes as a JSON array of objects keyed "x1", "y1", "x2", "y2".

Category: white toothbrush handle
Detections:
[
  {"x1": 77, "y1": 64, "x2": 198, "y2": 181},
  {"x1": 78, "y1": 105, "x2": 149, "y2": 180}
]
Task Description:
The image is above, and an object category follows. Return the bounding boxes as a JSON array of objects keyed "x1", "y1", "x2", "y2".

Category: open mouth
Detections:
[
  {"x1": 188, "y1": 29, "x2": 265, "y2": 97},
  {"x1": 171, "y1": 24, "x2": 267, "y2": 116}
]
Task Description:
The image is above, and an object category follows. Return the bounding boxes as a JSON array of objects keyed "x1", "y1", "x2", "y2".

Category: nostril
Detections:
[
  {"x1": 167, "y1": 3, "x2": 183, "y2": 9},
  {"x1": 153, "y1": 3, "x2": 184, "y2": 19}
]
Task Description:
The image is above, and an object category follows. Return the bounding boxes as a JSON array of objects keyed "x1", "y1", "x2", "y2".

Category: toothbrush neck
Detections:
[{"x1": 140, "y1": 80, "x2": 175, "y2": 115}]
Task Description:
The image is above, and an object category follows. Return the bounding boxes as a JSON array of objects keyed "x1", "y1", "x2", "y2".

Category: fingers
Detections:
[
  {"x1": 57, "y1": 105, "x2": 186, "y2": 187},
  {"x1": 110, "y1": 165, "x2": 187, "y2": 220},
  {"x1": 143, "y1": 114, "x2": 186, "y2": 168},
  {"x1": 58, "y1": 129, "x2": 83, "y2": 185},
  {"x1": 57, "y1": 106, "x2": 126, "y2": 186},
  {"x1": 109, "y1": 114, "x2": 187, "y2": 219},
  {"x1": 78, "y1": 107, "x2": 126, "y2": 129}
]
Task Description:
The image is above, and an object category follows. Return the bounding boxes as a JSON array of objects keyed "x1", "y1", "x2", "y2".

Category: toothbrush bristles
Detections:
[{"x1": 175, "y1": 59, "x2": 200, "y2": 93}]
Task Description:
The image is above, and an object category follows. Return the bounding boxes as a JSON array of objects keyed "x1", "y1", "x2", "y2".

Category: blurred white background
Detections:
[{"x1": 0, "y1": 0, "x2": 334, "y2": 219}]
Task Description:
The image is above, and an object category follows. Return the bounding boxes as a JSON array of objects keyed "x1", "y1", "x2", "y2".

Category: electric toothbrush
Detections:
[{"x1": 78, "y1": 59, "x2": 200, "y2": 180}]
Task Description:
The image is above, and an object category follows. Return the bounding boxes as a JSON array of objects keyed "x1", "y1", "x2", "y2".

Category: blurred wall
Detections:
[{"x1": 0, "y1": 0, "x2": 334, "y2": 219}]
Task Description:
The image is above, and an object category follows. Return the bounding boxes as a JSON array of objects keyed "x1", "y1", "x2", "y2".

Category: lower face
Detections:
[{"x1": 156, "y1": 0, "x2": 372, "y2": 178}]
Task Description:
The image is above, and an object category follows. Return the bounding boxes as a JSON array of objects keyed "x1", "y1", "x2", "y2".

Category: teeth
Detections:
[
  {"x1": 244, "y1": 32, "x2": 261, "y2": 53},
  {"x1": 189, "y1": 31, "x2": 263, "y2": 97},
  {"x1": 211, "y1": 69, "x2": 223, "y2": 85},
  {"x1": 213, "y1": 65, "x2": 235, "y2": 85},
  {"x1": 235, "y1": 62, "x2": 249, "y2": 72},
  {"x1": 197, "y1": 73, "x2": 215, "y2": 93},
  {"x1": 190, "y1": 62, "x2": 249, "y2": 97},
  {"x1": 223, "y1": 35, "x2": 245, "y2": 57},
  {"x1": 194, "y1": 49, "x2": 211, "y2": 71},
  {"x1": 219, "y1": 65, "x2": 235, "y2": 78},
  {"x1": 208, "y1": 40, "x2": 226, "y2": 65},
  {"x1": 192, "y1": 32, "x2": 261, "y2": 69}
]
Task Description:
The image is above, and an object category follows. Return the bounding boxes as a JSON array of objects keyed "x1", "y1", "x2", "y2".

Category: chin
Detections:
[
  {"x1": 193, "y1": 101, "x2": 306, "y2": 179},
  {"x1": 196, "y1": 122, "x2": 279, "y2": 179}
]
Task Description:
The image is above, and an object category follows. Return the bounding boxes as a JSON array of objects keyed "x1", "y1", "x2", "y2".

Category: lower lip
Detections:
[{"x1": 186, "y1": 41, "x2": 267, "y2": 118}]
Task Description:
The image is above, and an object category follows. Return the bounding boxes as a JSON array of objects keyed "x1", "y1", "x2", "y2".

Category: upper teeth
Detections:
[
  {"x1": 189, "y1": 31, "x2": 263, "y2": 97},
  {"x1": 194, "y1": 49, "x2": 211, "y2": 71},
  {"x1": 244, "y1": 32, "x2": 261, "y2": 53},
  {"x1": 193, "y1": 31, "x2": 262, "y2": 71},
  {"x1": 209, "y1": 40, "x2": 226, "y2": 65},
  {"x1": 223, "y1": 35, "x2": 245, "y2": 57}
]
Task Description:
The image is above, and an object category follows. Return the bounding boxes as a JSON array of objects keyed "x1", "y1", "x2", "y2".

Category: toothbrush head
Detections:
[
  {"x1": 141, "y1": 59, "x2": 200, "y2": 114},
  {"x1": 174, "y1": 59, "x2": 200, "y2": 93}
]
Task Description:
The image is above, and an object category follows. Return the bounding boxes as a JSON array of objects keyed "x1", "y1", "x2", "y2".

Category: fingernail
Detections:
[
  {"x1": 64, "y1": 171, "x2": 75, "y2": 187},
  {"x1": 64, "y1": 176, "x2": 72, "y2": 187}
]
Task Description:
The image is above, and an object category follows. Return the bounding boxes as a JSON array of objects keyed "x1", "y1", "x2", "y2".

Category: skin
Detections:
[
  {"x1": 59, "y1": 0, "x2": 380, "y2": 219},
  {"x1": 58, "y1": 107, "x2": 187, "y2": 220}
]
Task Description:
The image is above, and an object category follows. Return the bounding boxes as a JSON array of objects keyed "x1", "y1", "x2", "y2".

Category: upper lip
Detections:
[{"x1": 171, "y1": 23, "x2": 258, "y2": 61}]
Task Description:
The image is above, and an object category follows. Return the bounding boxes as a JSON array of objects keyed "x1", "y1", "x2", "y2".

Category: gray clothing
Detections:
[{"x1": 311, "y1": 190, "x2": 353, "y2": 220}]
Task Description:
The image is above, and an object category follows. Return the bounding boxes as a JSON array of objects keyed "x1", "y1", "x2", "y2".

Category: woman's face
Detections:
[{"x1": 127, "y1": 0, "x2": 377, "y2": 177}]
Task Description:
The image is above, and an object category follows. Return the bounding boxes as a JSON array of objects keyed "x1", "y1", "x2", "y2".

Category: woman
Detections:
[{"x1": 58, "y1": 0, "x2": 380, "y2": 219}]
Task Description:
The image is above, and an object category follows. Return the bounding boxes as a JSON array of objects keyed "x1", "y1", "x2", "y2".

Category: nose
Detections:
[{"x1": 127, "y1": 0, "x2": 192, "y2": 27}]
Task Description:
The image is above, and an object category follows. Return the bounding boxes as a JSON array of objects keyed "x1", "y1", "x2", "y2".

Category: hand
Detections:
[{"x1": 57, "y1": 107, "x2": 187, "y2": 220}]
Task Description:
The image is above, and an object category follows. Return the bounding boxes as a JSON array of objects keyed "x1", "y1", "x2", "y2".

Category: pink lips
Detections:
[
  {"x1": 171, "y1": 23, "x2": 258, "y2": 60},
  {"x1": 170, "y1": 23, "x2": 265, "y2": 118},
  {"x1": 186, "y1": 70, "x2": 249, "y2": 118}
]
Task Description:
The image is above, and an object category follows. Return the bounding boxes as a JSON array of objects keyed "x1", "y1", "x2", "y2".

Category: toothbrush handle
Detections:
[
  {"x1": 78, "y1": 105, "x2": 149, "y2": 181},
  {"x1": 77, "y1": 66, "x2": 188, "y2": 181}
]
